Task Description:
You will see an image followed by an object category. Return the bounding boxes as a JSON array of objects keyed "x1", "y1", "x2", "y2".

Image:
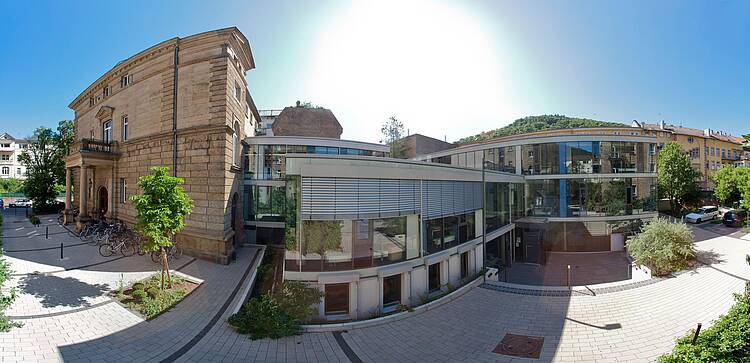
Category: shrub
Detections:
[
  {"x1": 28, "y1": 215, "x2": 40, "y2": 225},
  {"x1": 273, "y1": 281, "x2": 323, "y2": 322},
  {"x1": 132, "y1": 282, "x2": 145, "y2": 291},
  {"x1": 146, "y1": 287, "x2": 160, "y2": 299},
  {"x1": 627, "y1": 217, "x2": 695, "y2": 275},
  {"x1": 131, "y1": 289, "x2": 147, "y2": 301},
  {"x1": 228, "y1": 295, "x2": 300, "y2": 339},
  {"x1": 659, "y1": 284, "x2": 750, "y2": 362}
]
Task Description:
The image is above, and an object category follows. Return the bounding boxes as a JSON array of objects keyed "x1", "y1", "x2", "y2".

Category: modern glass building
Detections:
[
  {"x1": 243, "y1": 127, "x2": 657, "y2": 321},
  {"x1": 417, "y1": 128, "x2": 658, "y2": 265}
]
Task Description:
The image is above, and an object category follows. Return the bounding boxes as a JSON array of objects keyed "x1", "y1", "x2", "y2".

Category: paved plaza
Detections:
[{"x1": 1, "y1": 210, "x2": 748, "y2": 362}]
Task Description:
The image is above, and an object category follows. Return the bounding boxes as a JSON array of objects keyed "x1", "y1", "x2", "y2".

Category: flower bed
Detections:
[{"x1": 113, "y1": 273, "x2": 200, "y2": 319}]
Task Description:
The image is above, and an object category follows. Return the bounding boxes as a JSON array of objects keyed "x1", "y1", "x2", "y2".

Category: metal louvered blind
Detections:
[
  {"x1": 301, "y1": 178, "x2": 420, "y2": 219},
  {"x1": 301, "y1": 177, "x2": 482, "y2": 220},
  {"x1": 422, "y1": 180, "x2": 482, "y2": 219}
]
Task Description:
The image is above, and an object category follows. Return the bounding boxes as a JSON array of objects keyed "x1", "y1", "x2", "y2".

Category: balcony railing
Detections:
[{"x1": 68, "y1": 138, "x2": 119, "y2": 157}]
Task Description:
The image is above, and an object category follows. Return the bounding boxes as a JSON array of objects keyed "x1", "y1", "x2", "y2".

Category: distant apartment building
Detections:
[
  {"x1": 64, "y1": 27, "x2": 259, "y2": 264},
  {"x1": 0, "y1": 133, "x2": 29, "y2": 179},
  {"x1": 631, "y1": 120, "x2": 746, "y2": 189}
]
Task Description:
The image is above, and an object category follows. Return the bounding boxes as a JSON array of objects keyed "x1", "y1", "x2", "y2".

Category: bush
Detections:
[
  {"x1": 146, "y1": 287, "x2": 160, "y2": 299},
  {"x1": 627, "y1": 217, "x2": 695, "y2": 275},
  {"x1": 132, "y1": 282, "x2": 145, "y2": 291},
  {"x1": 28, "y1": 215, "x2": 40, "y2": 225},
  {"x1": 228, "y1": 295, "x2": 300, "y2": 339},
  {"x1": 273, "y1": 281, "x2": 323, "y2": 322},
  {"x1": 131, "y1": 289, "x2": 147, "y2": 300},
  {"x1": 659, "y1": 284, "x2": 750, "y2": 362}
]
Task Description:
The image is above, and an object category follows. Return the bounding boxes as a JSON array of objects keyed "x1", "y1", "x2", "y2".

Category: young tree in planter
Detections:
[
  {"x1": 656, "y1": 142, "x2": 701, "y2": 215},
  {"x1": 130, "y1": 167, "x2": 194, "y2": 289}
]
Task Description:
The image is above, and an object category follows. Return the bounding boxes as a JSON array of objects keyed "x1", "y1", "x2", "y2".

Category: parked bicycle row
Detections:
[{"x1": 74, "y1": 217, "x2": 182, "y2": 264}]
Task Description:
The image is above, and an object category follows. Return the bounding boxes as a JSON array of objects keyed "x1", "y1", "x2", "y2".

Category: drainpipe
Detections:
[{"x1": 172, "y1": 41, "x2": 180, "y2": 177}]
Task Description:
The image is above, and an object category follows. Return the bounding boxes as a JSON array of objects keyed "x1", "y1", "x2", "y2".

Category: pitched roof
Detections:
[
  {"x1": 637, "y1": 122, "x2": 744, "y2": 144},
  {"x1": 271, "y1": 106, "x2": 343, "y2": 138}
]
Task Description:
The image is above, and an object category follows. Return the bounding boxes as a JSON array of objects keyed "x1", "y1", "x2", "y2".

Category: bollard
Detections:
[
  {"x1": 691, "y1": 323, "x2": 702, "y2": 345},
  {"x1": 60, "y1": 243, "x2": 64, "y2": 259},
  {"x1": 46, "y1": 226, "x2": 49, "y2": 239},
  {"x1": 567, "y1": 265, "x2": 572, "y2": 290}
]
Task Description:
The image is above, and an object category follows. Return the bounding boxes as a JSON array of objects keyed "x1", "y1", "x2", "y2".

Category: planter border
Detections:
[{"x1": 302, "y1": 274, "x2": 484, "y2": 332}]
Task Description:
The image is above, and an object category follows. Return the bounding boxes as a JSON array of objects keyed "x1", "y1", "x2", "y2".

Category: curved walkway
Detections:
[{"x1": 1, "y1": 211, "x2": 748, "y2": 362}]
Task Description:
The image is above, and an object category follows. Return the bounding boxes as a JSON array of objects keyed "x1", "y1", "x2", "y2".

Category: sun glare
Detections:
[{"x1": 305, "y1": 0, "x2": 517, "y2": 142}]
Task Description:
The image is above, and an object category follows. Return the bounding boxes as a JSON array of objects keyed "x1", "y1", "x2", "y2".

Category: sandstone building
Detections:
[{"x1": 64, "y1": 27, "x2": 259, "y2": 264}]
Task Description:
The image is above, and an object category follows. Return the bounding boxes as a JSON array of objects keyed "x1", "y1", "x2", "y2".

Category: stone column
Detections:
[
  {"x1": 79, "y1": 166, "x2": 88, "y2": 217},
  {"x1": 64, "y1": 167, "x2": 72, "y2": 210}
]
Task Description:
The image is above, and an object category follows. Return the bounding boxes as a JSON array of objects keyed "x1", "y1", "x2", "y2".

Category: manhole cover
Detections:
[{"x1": 493, "y1": 333, "x2": 544, "y2": 359}]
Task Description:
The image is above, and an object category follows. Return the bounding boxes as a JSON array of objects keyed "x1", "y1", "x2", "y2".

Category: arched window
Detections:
[
  {"x1": 1, "y1": 166, "x2": 8, "y2": 175},
  {"x1": 232, "y1": 121, "x2": 240, "y2": 167}
]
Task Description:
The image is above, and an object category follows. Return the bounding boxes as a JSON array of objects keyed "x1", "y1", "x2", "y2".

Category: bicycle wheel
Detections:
[
  {"x1": 151, "y1": 251, "x2": 162, "y2": 264},
  {"x1": 172, "y1": 245, "x2": 183, "y2": 259},
  {"x1": 120, "y1": 242, "x2": 136, "y2": 257},
  {"x1": 98, "y1": 243, "x2": 114, "y2": 257}
]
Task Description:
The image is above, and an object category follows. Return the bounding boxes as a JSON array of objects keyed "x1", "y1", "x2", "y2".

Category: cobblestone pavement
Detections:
[{"x1": 2, "y1": 210, "x2": 748, "y2": 362}]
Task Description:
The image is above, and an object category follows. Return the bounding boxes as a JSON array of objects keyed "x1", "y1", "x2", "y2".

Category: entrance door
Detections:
[
  {"x1": 97, "y1": 187, "x2": 108, "y2": 216},
  {"x1": 524, "y1": 230, "x2": 541, "y2": 264}
]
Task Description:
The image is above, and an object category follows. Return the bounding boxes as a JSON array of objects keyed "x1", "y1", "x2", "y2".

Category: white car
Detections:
[{"x1": 684, "y1": 206, "x2": 721, "y2": 223}]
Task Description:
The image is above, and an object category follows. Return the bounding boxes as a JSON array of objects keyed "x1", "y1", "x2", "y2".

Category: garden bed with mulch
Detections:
[{"x1": 112, "y1": 273, "x2": 201, "y2": 320}]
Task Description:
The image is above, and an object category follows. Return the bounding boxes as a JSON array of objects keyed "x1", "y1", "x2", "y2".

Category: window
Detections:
[
  {"x1": 382, "y1": 274, "x2": 401, "y2": 308},
  {"x1": 90, "y1": 130, "x2": 95, "y2": 139},
  {"x1": 103, "y1": 120, "x2": 113, "y2": 143},
  {"x1": 0, "y1": 155, "x2": 9, "y2": 161},
  {"x1": 120, "y1": 178, "x2": 127, "y2": 204},
  {"x1": 120, "y1": 74, "x2": 133, "y2": 88},
  {"x1": 705, "y1": 147, "x2": 709, "y2": 155},
  {"x1": 89, "y1": 97, "x2": 95, "y2": 107},
  {"x1": 232, "y1": 121, "x2": 240, "y2": 166},
  {"x1": 460, "y1": 251, "x2": 469, "y2": 279},
  {"x1": 324, "y1": 283, "x2": 349, "y2": 315},
  {"x1": 1, "y1": 167, "x2": 8, "y2": 175},
  {"x1": 122, "y1": 115, "x2": 129, "y2": 141},
  {"x1": 234, "y1": 81, "x2": 241, "y2": 101},
  {"x1": 0, "y1": 143, "x2": 9, "y2": 148},
  {"x1": 103, "y1": 86, "x2": 110, "y2": 97},
  {"x1": 428, "y1": 263, "x2": 441, "y2": 292},
  {"x1": 687, "y1": 137, "x2": 694, "y2": 143},
  {"x1": 16, "y1": 168, "x2": 21, "y2": 176}
]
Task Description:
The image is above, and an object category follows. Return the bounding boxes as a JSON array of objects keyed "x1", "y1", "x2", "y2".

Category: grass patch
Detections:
[
  {"x1": 0, "y1": 214, "x2": 22, "y2": 331},
  {"x1": 114, "y1": 274, "x2": 199, "y2": 319}
]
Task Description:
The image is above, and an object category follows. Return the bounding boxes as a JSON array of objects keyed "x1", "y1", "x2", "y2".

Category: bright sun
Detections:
[{"x1": 303, "y1": 0, "x2": 518, "y2": 142}]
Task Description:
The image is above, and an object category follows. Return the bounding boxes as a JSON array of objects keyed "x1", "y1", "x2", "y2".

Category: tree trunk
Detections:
[{"x1": 161, "y1": 248, "x2": 172, "y2": 289}]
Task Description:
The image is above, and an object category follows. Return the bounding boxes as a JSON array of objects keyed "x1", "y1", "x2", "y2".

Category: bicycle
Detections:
[
  {"x1": 151, "y1": 244, "x2": 183, "y2": 265},
  {"x1": 98, "y1": 237, "x2": 136, "y2": 257}
]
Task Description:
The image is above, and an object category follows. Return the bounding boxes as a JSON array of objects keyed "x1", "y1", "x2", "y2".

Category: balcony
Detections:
[{"x1": 65, "y1": 138, "x2": 120, "y2": 167}]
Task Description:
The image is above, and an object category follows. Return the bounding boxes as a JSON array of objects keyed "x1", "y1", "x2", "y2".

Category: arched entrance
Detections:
[{"x1": 97, "y1": 186, "x2": 108, "y2": 217}]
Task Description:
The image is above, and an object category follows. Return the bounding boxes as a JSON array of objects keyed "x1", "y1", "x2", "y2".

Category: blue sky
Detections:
[{"x1": 0, "y1": 0, "x2": 748, "y2": 143}]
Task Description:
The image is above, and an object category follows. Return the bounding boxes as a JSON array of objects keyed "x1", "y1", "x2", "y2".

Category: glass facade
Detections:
[
  {"x1": 244, "y1": 185, "x2": 286, "y2": 222},
  {"x1": 428, "y1": 140, "x2": 655, "y2": 176},
  {"x1": 526, "y1": 177, "x2": 656, "y2": 218},
  {"x1": 245, "y1": 144, "x2": 389, "y2": 180},
  {"x1": 286, "y1": 216, "x2": 415, "y2": 272},
  {"x1": 423, "y1": 211, "x2": 476, "y2": 254}
]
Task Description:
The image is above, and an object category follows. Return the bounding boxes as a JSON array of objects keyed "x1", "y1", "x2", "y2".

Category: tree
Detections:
[
  {"x1": 0, "y1": 178, "x2": 23, "y2": 194},
  {"x1": 712, "y1": 166, "x2": 750, "y2": 209},
  {"x1": 627, "y1": 217, "x2": 695, "y2": 276},
  {"x1": 381, "y1": 116, "x2": 407, "y2": 158},
  {"x1": 18, "y1": 120, "x2": 74, "y2": 211},
  {"x1": 656, "y1": 142, "x2": 701, "y2": 215},
  {"x1": 457, "y1": 115, "x2": 625, "y2": 144},
  {"x1": 130, "y1": 167, "x2": 194, "y2": 289},
  {"x1": 302, "y1": 220, "x2": 342, "y2": 270}
]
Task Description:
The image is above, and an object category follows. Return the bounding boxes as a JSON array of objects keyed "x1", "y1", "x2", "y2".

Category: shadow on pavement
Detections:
[{"x1": 18, "y1": 274, "x2": 109, "y2": 308}]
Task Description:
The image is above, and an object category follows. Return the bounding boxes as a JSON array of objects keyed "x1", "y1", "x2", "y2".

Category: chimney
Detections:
[
  {"x1": 660, "y1": 120, "x2": 665, "y2": 129},
  {"x1": 704, "y1": 128, "x2": 711, "y2": 137}
]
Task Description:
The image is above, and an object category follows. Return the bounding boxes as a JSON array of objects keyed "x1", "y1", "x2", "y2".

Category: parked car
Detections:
[
  {"x1": 0, "y1": 199, "x2": 4, "y2": 209},
  {"x1": 9, "y1": 199, "x2": 33, "y2": 208},
  {"x1": 722, "y1": 210, "x2": 748, "y2": 228},
  {"x1": 684, "y1": 206, "x2": 721, "y2": 223}
]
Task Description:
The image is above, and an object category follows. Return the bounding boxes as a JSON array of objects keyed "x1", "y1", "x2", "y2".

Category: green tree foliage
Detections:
[
  {"x1": 302, "y1": 220, "x2": 342, "y2": 269},
  {"x1": 713, "y1": 166, "x2": 750, "y2": 209},
  {"x1": 659, "y1": 257, "x2": 750, "y2": 362},
  {"x1": 129, "y1": 166, "x2": 194, "y2": 289},
  {"x1": 457, "y1": 115, "x2": 625, "y2": 144},
  {"x1": 0, "y1": 178, "x2": 23, "y2": 194},
  {"x1": 657, "y1": 142, "x2": 701, "y2": 215},
  {"x1": 381, "y1": 116, "x2": 407, "y2": 158},
  {"x1": 273, "y1": 281, "x2": 324, "y2": 322},
  {"x1": 18, "y1": 120, "x2": 74, "y2": 211},
  {"x1": 627, "y1": 217, "x2": 696, "y2": 276}
]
